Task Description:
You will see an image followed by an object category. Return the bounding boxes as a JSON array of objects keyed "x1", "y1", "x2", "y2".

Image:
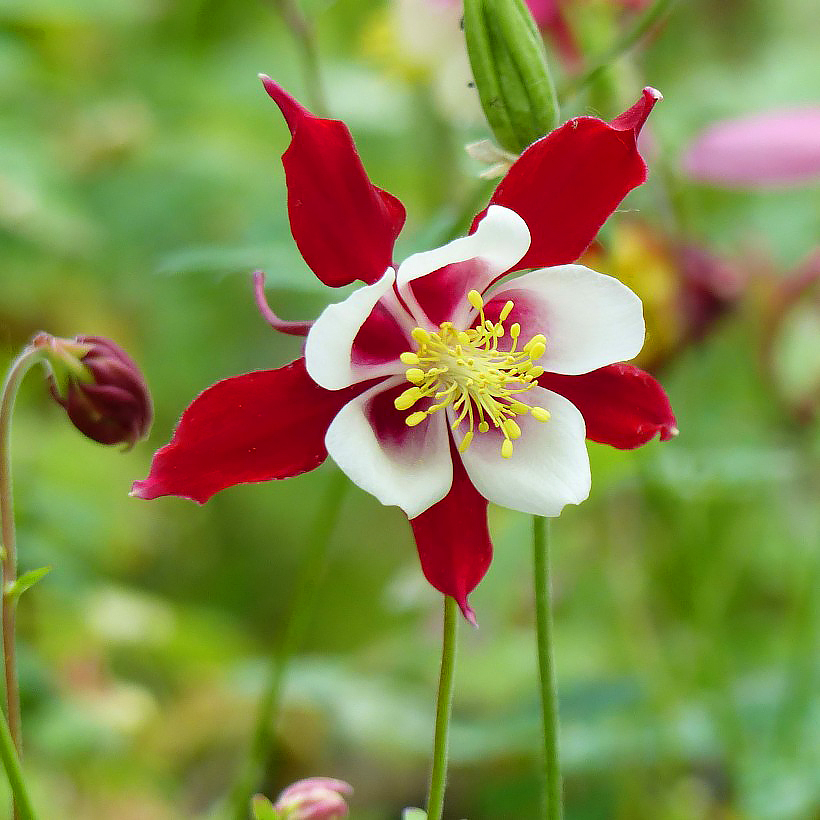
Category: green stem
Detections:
[
  {"x1": 270, "y1": 0, "x2": 327, "y2": 116},
  {"x1": 426, "y1": 595, "x2": 459, "y2": 820},
  {"x1": 228, "y1": 470, "x2": 348, "y2": 820},
  {"x1": 1, "y1": 348, "x2": 45, "y2": 759},
  {"x1": 533, "y1": 516, "x2": 562, "y2": 820},
  {"x1": 558, "y1": 0, "x2": 678, "y2": 101},
  {"x1": 0, "y1": 709, "x2": 37, "y2": 820}
]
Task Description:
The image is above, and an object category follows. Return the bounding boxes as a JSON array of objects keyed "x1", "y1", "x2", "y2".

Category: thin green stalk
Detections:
[
  {"x1": 559, "y1": 0, "x2": 677, "y2": 100},
  {"x1": 426, "y1": 595, "x2": 459, "y2": 820},
  {"x1": 533, "y1": 516, "x2": 562, "y2": 820},
  {"x1": 228, "y1": 471, "x2": 348, "y2": 820},
  {"x1": 269, "y1": 0, "x2": 327, "y2": 116},
  {"x1": 0, "y1": 709, "x2": 37, "y2": 820},
  {"x1": 1, "y1": 348, "x2": 45, "y2": 757}
]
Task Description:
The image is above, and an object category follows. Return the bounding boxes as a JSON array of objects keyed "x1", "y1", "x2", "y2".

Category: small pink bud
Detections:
[
  {"x1": 34, "y1": 333, "x2": 152, "y2": 448},
  {"x1": 271, "y1": 777, "x2": 353, "y2": 819}
]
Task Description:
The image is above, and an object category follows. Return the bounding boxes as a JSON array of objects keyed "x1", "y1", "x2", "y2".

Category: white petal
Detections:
[
  {"x1": 326, "y1": 377, "x2": 454, "y2": 518},
  {"x1": 396, "y1": 205, "x2": 530, "y2": 328},
  {"x1": 486, "y1": 264, "x2": 645, "y2": 374},
  {"x1": 305, "y1": 268, "x2": 410, "y2": 390},
  {"x1": 455, "y1": 387, "x2": 591, "y2": 517}
]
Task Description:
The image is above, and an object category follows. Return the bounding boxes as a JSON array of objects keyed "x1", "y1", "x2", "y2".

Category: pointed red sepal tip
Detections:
[
  {"x1": 410, "y1": 451, "x2": 492, "y2": 624},
  {"x1": 253, "y1": 271, "x2": 313, "y2": 337},
  {"x1": 460, "y1": 599, "x2": 479, "y2": 628},
  {"x1": 610, "y1": 87, "x2": 663, "y2": 135},
  {"x1": 258, "y1": 73, "x2": 312, "y2": 134}
]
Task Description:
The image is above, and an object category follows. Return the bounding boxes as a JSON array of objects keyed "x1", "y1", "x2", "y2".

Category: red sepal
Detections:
[
  {"x1": 475, "y1": 88, "x2": 662, "y2": 273},
  {"x1": 131, "y1": 359, "x2": 371, "y2": 503},
  {"x1": 410, "y1": 448, "x2": 493, "y2": 624},
  {"x1": 539, "y1": 363, "x2": 678, "y2": 450},
  {"x1": 261, "y1": 76, "x2": 406, "y2": 288}
]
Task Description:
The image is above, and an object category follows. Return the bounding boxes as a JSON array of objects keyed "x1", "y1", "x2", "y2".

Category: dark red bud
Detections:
[{"x1": 38, "y1": 334, "x2": 153, "y2": 448}]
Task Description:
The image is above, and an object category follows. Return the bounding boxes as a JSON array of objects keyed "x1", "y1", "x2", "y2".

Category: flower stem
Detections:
[
  {"x1": 0, "y1": 708, "x2": 37, "y2": 820},
  {"x1": 558, "y1": 0, "x2": 678, "y2": 100},
  {"x1": 1, "y1": 347, "x2": 45, "y2": 760},
  {"x1": 426, "y1": 595, "x2": 459, "y2": 820},
  {"x1": 228, "y1": 470, "x2": 348, "y2": 820},
  {"x1": 269, "y1": 0, "x2": 327, "y2": 116},
  {"x1": 533, "y1": 516, "x2": 562, "y2": 820}
]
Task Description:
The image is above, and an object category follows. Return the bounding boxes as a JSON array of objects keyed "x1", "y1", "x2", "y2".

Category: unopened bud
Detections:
[
  {"x1": 34, "y1": 333, "x2": 152, "y2": 448},
  {"x1": 464, "y1": 0, "x2": 559, "y2": 154},
  {"x1": 262, "y1": 777, "x2": 353, "y2": 820}
]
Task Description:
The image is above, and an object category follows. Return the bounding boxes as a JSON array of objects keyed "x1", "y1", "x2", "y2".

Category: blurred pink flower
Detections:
[
  {"x1": 270, "y1": 777, "x2": 353, "y2": 819},
  {"x1": 682, "y1": 108, "x2": 820, "y2": 187}
]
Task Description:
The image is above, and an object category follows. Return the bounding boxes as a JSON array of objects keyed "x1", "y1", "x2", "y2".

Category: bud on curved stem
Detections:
[
  {"x1": 1, "y1": 332, "x2": 149, "y2": 818},
  {"x1": 465, "y1": 0, "x2": 560, "y2": 154}
]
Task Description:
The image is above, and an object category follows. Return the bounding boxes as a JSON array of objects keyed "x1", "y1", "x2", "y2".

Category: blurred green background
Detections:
[{"x1": 1, "y1": 0, "x2": 818, "y2": 817}]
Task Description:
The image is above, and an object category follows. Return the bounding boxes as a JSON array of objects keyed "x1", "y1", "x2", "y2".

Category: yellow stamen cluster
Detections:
[{"x1": 394, "y1": 290, "x2": 551, "y2": 458}]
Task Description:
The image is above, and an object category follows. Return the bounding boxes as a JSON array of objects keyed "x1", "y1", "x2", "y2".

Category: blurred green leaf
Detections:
[
  {"x1": 251, "y1": 794, "x2": 281, "y2": 820},
  {"x1": 5, "y1": 567, "x2": 51, "y2": 604}
]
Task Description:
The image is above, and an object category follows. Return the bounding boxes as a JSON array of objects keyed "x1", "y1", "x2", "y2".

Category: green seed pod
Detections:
[{"x1": 464, "y1": 0, "x2": 560, "y2": 154}]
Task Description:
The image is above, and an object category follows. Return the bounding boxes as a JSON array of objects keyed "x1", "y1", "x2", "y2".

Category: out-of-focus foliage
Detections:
[{"x1": 1, "y1": 0, "x2": 818, "y2": 818}]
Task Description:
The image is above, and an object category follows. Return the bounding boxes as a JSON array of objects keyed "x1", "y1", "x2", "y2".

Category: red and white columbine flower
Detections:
[{"x1": 132, "y1": 77, "x2": 677, "y2": 622}]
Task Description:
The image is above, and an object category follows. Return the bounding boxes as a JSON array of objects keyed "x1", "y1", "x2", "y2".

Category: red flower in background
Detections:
[{"x1": 132, "y1": 78, "x2": 676, "y2": 621}]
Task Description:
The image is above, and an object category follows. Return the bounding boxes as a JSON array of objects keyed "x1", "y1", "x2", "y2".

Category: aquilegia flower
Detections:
[{"x1": 132, "y1": 77, "x2": 677, "y2": 621}]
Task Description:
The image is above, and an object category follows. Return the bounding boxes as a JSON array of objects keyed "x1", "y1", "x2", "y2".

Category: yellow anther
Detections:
[
  {"x1": 398, "y1": 291, "x2": 553, "y2": 451},
  {"x1": 528, "y1": 342, "x2": 546, "y2": 360},
  {"x1": 503, "y1": 419, "x2": 522, "y2": 440},
  {"x1": 394, "y1": 387, "x2": 423, "y2": 411},
  {"x1": 405, "y1": 411, "x2": 428, "y2": 427},
  {"x1": 523, "y1": 334, "x2": 546, "y2": 355},
  {"x1": 467, "y1": 289, "x2": 484, "y2": 310}
]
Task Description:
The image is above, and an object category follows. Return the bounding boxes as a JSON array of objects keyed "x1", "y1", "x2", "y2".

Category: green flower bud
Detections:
[{"x1": 464, "y1": 0, "x2": 560, "y2": 154}]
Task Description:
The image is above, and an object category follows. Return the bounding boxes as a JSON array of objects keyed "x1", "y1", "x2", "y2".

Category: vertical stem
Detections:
[
  {"x1": 228, "y1": 470, "x2": 348, "y2": 820},
  {"x1": 0, "y1": 709, "x2": 37, "y2": 820},
  {"x1": 270, "y1": 0, "x2": 327, "y2": 116},
  {"x1": 558, "y1": 0, "x2": 678, "y2": 100},
  {"x1": 1, "y1": 349, "x2": 44, "y2": 757},
  {"x1": 425, "y1": 595, "x2": 459, "y2": 820},
  {"x1": 533, "y1": 516, "x2": 563, "y2": 820}
]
